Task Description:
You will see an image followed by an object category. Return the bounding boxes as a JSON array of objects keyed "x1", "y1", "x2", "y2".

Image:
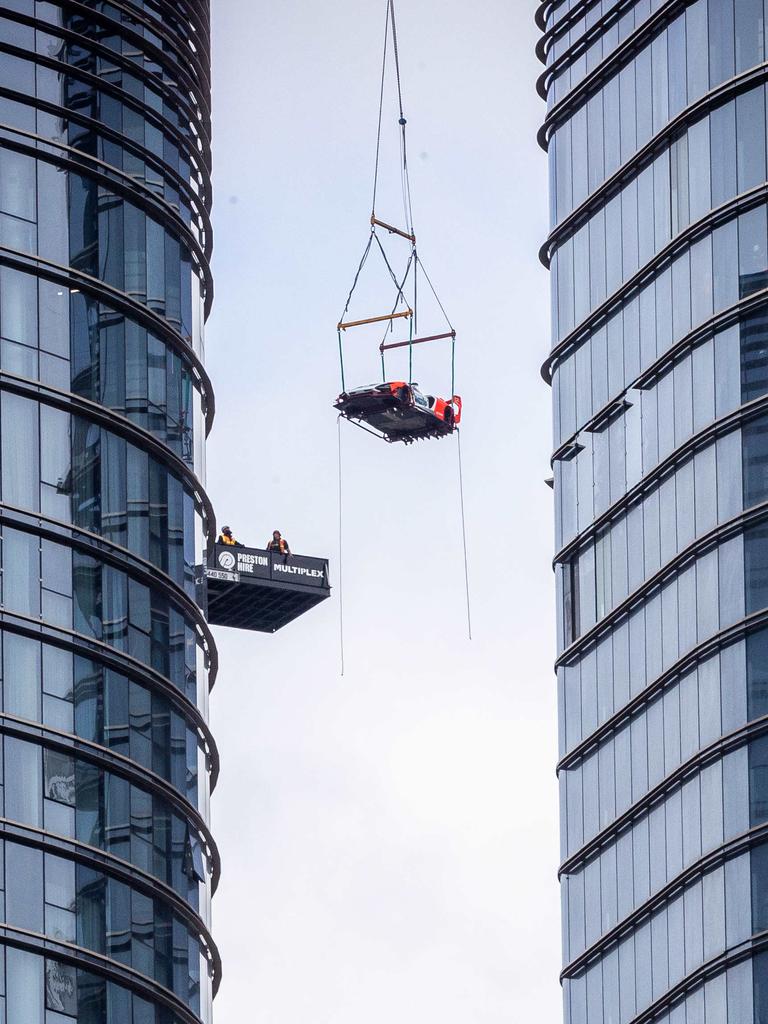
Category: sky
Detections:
[{"x1": 205, "y1": 2, "x2": 560, "y2": 1020}]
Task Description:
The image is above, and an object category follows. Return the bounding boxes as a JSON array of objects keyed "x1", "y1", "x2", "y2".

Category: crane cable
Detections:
[{"x1": 371, "y1": 0, "x2": 413, "y2": 238}]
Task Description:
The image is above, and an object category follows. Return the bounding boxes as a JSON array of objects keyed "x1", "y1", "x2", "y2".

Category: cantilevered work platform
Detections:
[{"x1": 205, "y1": 545, "x2": 330, "y2": 633}]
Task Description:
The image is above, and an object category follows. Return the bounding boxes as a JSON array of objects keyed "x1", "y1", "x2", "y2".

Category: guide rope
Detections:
[
  {"x1": 337, "y1": 414, "x2": 345, "y2": 676},
  {"x1": 457, "y1": 427, "x2": 472, "y2": 640}
]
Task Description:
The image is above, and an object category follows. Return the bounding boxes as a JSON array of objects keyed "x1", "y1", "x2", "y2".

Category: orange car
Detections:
[{"x1": 334, "y1": 381, "x2": 462, "y2": 443}]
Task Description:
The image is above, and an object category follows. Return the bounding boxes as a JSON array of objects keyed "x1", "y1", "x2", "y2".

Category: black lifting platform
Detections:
[{"x1": 204, "y1": 544, "x2": 330, "y2": 633}]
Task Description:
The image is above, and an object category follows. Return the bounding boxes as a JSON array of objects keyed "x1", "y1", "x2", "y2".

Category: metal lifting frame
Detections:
[
  {"x1": 337, "y1": 309, "x2": 413, "y2": 331},
  {"x1": 370, "y1": 215, "x2": 416, "y2": 244},
  {"x1": 379, "y1": 330, "x2": 455, "y2": 352}
]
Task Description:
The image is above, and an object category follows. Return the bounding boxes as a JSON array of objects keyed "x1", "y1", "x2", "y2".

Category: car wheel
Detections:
[
  {"x1": 396, "y1": 385, "x2": 410, "y2": 404},
  {"x1": 444, "y1": 406, "x2": 454, "y2": 428}
]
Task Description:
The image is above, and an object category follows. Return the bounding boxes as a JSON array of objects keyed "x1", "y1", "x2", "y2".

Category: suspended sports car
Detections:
[{"x1": 335, "y1": 381, "x2": 462, "y2": 444}]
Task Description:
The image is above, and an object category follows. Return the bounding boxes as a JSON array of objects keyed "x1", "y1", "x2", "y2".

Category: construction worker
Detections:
[
  {"x1": 267, "y1": 530, "x2": 291, "y2": 558},
  {"x1": 218, "y1": 526, "x2": 243, "y2": 547}
]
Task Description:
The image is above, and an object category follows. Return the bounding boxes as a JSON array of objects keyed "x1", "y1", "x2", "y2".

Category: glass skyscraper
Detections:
[
  {"x1": 540, "y1": 1, "x2": 768, "y2": 1021},
  {"x1": 0, "y1": 1, "x2": 218, "y2": 1022}
]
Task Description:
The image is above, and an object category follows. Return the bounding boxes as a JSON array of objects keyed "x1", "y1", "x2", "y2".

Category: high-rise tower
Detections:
[
  {"x1": 0, "y1": 2, "x2": 218, "y2": 1021},
  {"x1": 540, "y1": 1, "x2": 768, "y2": 1020}
]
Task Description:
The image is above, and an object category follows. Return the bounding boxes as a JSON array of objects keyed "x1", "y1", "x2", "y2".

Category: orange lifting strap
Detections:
[{"x1": 338, "y1": 309, "x2": 413, "y2": 332}]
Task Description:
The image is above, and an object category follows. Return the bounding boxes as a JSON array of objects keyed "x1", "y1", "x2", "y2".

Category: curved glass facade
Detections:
[
  {"x1": 541, "y1": 2, "x2": 768, "y2": 1021},
  {"x1": 0, "y1": 2, "x2": 218, "y2": 1022}
]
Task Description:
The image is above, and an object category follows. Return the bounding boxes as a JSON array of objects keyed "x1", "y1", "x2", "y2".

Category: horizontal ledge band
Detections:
[
  {"x1": 0, "y1": 816, "x2": 221, "y2": 995},
  {"x1": 559, "y1": 712, "x2": 768, "y2": 878},
  {"x1": 541, "y1": 62, "x2": 768, "y2": 266},
  {"x1": 0, "y1": 924, "x2": 204, "y2": 1024},
  {"x1": 628, "y1": 929, "x2": 768, "y2": 1023},
  {"x1": 0, "y1": 608, "x2": 218, "y2": 785},
  {"x1": 0, "y1": 713, "x2": 221, "y2": 893},
  {"x1": 536, "y1": 0, "x2": 620, "y2": 67},
  {"x1": 0, "y1": 37, "x2": 212, "y2": 217},
  {"x1": 541, "y1": 179, "x2": 768, "y2": 383},
  {"x1": 562, "y1": 819, "x2": 768, "y2": 980},
  {"x1": 23, "y1": 0, "x2": 212, "y2": 139},
  {"x1": 0, "y1": 245, "x2": 216, "y2": 437},
  {"x1": 0, "y1": 369, "x2": 217, "y2": 572},
  {"x1": 551, "y1": 284, "x2": 768, "y2": 472},
  {"x1": 558, "y1": 605, "x2": 768, "y2": 774},
  {"x1": 0, "y1": 4, "x2": 211, "y2": 185},
  {"x1": 553, "y1": 387, "x2": 768, "y2": 582},
  {"x1": 0, "y1": 119, "x2": 213, "y2": 320},
  {"x1": 556, "y1": 494, "x2": 768, "y2": 671},
  {"x1": 0, "y1": 501, "x2": 219, "y2": 783},
  {"x1": 537, "y1": 0, "x2": 691, "y2": 151}
]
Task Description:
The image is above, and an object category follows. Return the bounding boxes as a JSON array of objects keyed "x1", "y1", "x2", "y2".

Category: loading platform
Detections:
[{"x1": 205, "y1": 544, "x2": 330, "y2": 633}]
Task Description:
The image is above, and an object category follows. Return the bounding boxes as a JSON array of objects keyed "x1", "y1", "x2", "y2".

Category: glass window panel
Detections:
[
  {"x1": 44, "y1": 853, "x2": 74, "y2": 912},
  {"x1": 753, "y1": 950, "x2": 768, "y2": 1023},
  {"x1": 7, "y1": 948, "x2": 43, "y2": 1024},
  {"x1": 725, "y1": 851, "x2": 751, "y2": 944},
  {"x1": 4, "y1": 632, "x2": 40, "y2": 721},
  {"x1": 709, "y1": 0, "x2": 735, "y2": 87},
  {"x1": 738, "y1": 205, "x2": 768, "y2": 297},
  {"x1": 727, "y1": 959, "x2": 754, "y2": 1018},
  {"x1": 0, "y1": 266, "x2": 37, "y2": 346},
  {"x1": 44, "y1": 750, "x2": 74, "y2": 807},
  {"x1": 1, "y1": 337, "x2": 37, "y2": 378},
  {"x1": 3, "y1": 527, "x2": 40, "y2": 617},
  {"x1": 0, "y1": 148, "x2": 35, "y2": 221},
  {"x1": 702, "y1": 864, "x2": 726, "y2": 960},
  {"x1": 736, "y1": 87, "x2": 766, "y2": 192},
  {"x1": 5, "y1": 843, "x2": 43, "y2": 932},
  {"x1": 686, "y1": 0, "x2": 709, "y2": 101},
  {"x1": 735, "y1": 0, "x2": 765, "y2": 72},
  {"x1": 41, "y1": 541, "x2": 71, "y2": 598},
  {"x1": 741, "y1": 306, "x2": 768, "y2": 403},
  {"x1": 5, "y1": 737, "x2": 41, "y2": 826},
  {"x1": 42, "y1": 645, "x2": 72, "y2": 700},
  {"x1": 45, "y1": 960, "x2": 76, "y2": 1017},
  {"x1": 667, "y1": 12, "x2": 688, "y2": 117},
  {"x1": 2, "y1": 392, "x2": 39, "y2": 510}
]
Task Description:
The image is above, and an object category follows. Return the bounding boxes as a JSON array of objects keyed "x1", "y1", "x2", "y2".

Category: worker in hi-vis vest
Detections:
[
  {"x1": 266, "y1": 530, "x2": 291, "y2": 558},
  {"x1": 218, "y1": 525, "x2": 243, "y2": 547}
]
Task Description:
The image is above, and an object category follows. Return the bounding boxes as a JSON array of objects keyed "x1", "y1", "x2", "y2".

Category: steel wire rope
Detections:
[
  {"x1": 371, "y1": 1, "x2": 390, "y2": 218},
  {"x1": 337, "y1": 232, "x2": 375, "y2": 390},
  {"x1": 414, "y1": 251, "x2": 456, "y2": 394},
  {"x1": 388, "y1": 0, "x2": 415, "y2": 238}
]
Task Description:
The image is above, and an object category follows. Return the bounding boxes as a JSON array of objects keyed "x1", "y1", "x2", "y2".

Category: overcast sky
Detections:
[{"x1": 205, "y1": 2, "x2": 559, "y2": 1020}]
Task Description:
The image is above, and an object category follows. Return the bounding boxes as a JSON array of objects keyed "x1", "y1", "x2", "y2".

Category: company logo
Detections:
[{"x1": 217, "y1": 550, "x2": 236, "y2": 571}]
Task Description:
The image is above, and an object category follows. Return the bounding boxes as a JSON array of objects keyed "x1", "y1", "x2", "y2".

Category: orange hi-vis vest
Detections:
[{"x1": 220, "y1": 534, "x2": 237, "y2": 546}]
